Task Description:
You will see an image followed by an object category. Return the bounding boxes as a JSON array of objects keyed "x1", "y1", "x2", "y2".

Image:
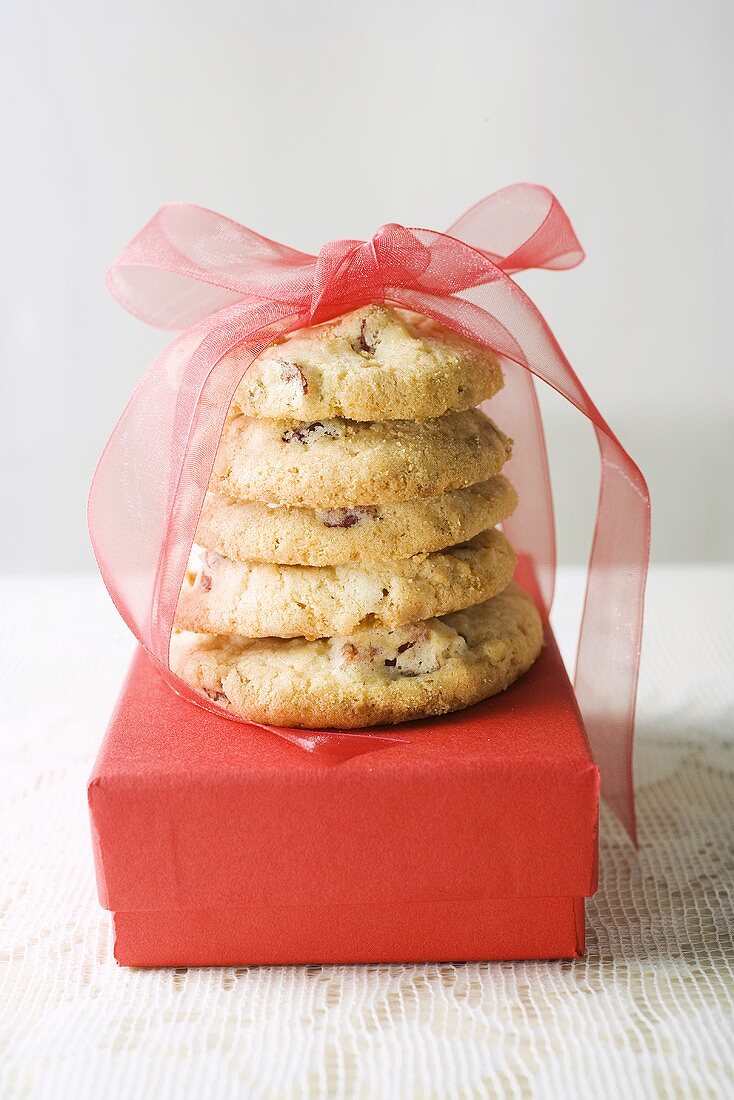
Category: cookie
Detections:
[
  {"x1": 175, "y1": 527, "x2": 515, "y2": 639},
  {"x1": 170, "y1": 582, "x2": 543, "y2": 729},
  {"x1": 232, "y1": 304, "x2": 503, "y2": 422},
  {"x1": 196, "y1": 475, "x2": 517, "y2": 566},
  {"x1": 211, "y1": 409, "x2": 512, "y2": 508}
]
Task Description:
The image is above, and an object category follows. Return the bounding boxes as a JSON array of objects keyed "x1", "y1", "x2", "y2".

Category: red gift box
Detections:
[{"x1": 88, "y1": 569, "x2": 599, "y2": 967}]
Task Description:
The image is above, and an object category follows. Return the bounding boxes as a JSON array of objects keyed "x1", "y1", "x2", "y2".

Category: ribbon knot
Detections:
[
  {"x1": 310, "y1": 236, "x2": 382, "y2": 323},
  {"x1": 309, "y1": 224, "x2": 440, "y2": 324},
  {"x1": 370, "y1": 223, "x2": 434, "y2": 290}
]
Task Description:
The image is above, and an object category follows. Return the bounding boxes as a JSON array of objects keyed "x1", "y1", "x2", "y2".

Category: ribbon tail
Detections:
[{"x1": 575, "y1": 430, "x2": 650, "y2": 846}]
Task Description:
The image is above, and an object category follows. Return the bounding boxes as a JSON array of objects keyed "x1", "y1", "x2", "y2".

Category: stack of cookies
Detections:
[{"x1": 171, "y1": 306, "x2": 543, "y2": 728}]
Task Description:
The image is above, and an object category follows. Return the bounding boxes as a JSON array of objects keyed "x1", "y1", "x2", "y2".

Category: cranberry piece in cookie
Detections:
[
  {"x1": 356, "y1": 315, "x2": 379, "y2": 355},
  {"x1": 203, "y1": 688, "x2": 229, "y2": 705},
  {"x1": 278, "y1": 361, "x2": 308, "y2": 393},
  {"x1": 318, "y1": 506, "x2": 379, "y2": 529},
  {"x1": 281, "y1": 421, "x2": 341, "y2": 445}
]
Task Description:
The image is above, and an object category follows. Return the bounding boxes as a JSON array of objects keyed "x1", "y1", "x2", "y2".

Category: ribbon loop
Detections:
[
  {"x1": 106, "y1": 202, "x2": 315, "y2": 329},
  {"x1": 447, "y1": 182, "x2": 585, "y2": 273}
]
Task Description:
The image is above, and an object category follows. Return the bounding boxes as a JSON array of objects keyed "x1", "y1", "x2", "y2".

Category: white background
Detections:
[{"x1": 2, "y1": 0, "x2": 732, "y2": 570}]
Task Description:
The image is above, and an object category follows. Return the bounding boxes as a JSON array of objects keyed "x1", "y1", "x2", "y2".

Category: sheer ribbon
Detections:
[{"x1": 89, "y1": 184, "x2": 649, "y2": 842}]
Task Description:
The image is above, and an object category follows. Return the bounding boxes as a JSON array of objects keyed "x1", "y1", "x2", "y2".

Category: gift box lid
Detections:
[{"x1": 88, "y1": 571, "x2": 599, "y2": 917}]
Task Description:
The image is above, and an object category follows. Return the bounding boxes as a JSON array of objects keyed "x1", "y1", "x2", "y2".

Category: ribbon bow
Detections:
[{"x1": 89, "y1": 183, "x2": 649, "y2": 842}]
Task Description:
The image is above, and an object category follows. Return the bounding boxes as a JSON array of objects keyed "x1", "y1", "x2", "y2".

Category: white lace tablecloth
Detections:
[{"x1": 1, "y1": 566, "x2": 732, "y2": 1098}]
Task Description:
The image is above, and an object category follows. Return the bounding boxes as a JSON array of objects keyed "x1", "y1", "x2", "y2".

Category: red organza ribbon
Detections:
[{"x1": 89, "y1": 184, "x2": 650, "y2": 842}]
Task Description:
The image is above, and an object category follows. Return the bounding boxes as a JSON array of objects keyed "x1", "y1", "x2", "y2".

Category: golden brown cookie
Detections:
[
  {"x1": 175, "y1": 528, "x2": 516, "y2": 639},
  {"x1": 195, "y1": 476, "x2": 517, "y2": 566},
  {"x1": 232, "y1": 304, "x2": 503, "y2": 422},
  {"x1": 211, "y1": 409, "x2": 512, "y2": 508},
  {"x1": 170, "y1": 583, "x2": 543, "y2": 728}
]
